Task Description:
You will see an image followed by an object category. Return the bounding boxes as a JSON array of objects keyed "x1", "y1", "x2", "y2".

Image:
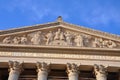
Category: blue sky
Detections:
[{"x1": 0, "y1": 0, "x2": 120, "y2": 35}]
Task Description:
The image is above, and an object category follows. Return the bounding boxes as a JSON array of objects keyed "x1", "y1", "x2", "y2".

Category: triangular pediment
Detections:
[{"x1": 0, "y1": 18, "x2": 120, "y2": 49}]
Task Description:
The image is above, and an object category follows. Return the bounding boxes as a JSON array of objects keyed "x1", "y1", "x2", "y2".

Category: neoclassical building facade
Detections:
[{"x1": 0, "y1": 16, "x2": 120, "y2": 80}]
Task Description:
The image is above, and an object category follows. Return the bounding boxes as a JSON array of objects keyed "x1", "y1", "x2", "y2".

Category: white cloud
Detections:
[
  {"x1": 1, "y1": 0, "x2": 119, "y2": 27},
  {"x1": 1, "y1": 0, "x2": 69, "y2": 22},
  {"x1": 77, "y1": 2, "x2": 120, "y2": 27}
]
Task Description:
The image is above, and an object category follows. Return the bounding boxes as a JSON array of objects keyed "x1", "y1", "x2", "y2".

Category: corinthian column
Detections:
[
  {"x1": 66, "y1": 63, "x2": 79, "y2": 80},
  {"x1": 8, "y1": 61, "x2": 23, "y2": 80},
  {"x1": 94, "y1": 64, "x2": 107, "y2": 80},
  {"x1": 36, "y1": 62, "x2": 49, "y2": 80}
]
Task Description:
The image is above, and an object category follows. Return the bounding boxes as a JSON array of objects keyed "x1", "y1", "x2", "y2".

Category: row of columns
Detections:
[{"x1": 8, "y1": 61, "x2": 107, "y2": 80}]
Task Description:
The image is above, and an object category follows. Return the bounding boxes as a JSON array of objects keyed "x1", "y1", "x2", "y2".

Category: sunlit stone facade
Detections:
[{"x1": 0, "y1": 17, "x2": 120, "y2": 80}]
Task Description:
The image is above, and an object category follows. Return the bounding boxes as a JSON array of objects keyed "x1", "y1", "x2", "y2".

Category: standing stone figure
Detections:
[
  {"x1": 60, "y1": 32, "x2": 65, "y2": 40},
  {"x1": 13, "y1": 37, "x2": 21, "y2": 44},
  {"x1": 65, "y1": 32, "x2": 73, "y2": 45},
  {"x1": 3, "y1": 36, "x2": 11, "y2": 44},
  {"x1": 74, "y1": 34, "x2": 83, "y2": 47},
  {"x1": 54, "y1": 28, "x2": 65, "y2": 40},
  {"x1": 94, "y1": 64, "x2": 107, "y2": 80},
  {"x1": 54, "y1": 28, "x2": 64, "y2": 40},
  {"x1": 31, "y1": 31, "x2": 43, "y2": 45},
  {"x1": 46, "y1": 31, "x2": 54, "y2": 45},
  {"x1": 21, "y1": 35, "x2": 28, "y2": 44},
  {"x1": 93, "y1": 38, "x2": 103, "y2": 48},
  {"x1": 54, "y1": 28, "x2": 61, "y2": 40},
  {"x1": 102, "y1": 40, "x2": 108, "y2": 48}
]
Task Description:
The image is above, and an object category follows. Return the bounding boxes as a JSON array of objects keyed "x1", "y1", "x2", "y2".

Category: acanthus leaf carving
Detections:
[
  {"x1": 8, "y1": 61, "x2": 23, "y2": 74},
  {"x1": 94, "y1": 64, "x2": 107, "y2": 80},
  {"x1": 66, "y1": 63, "x2": 79, "y2": 74}
]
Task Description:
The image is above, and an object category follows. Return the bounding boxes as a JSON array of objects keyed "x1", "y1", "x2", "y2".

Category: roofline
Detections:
[
  {"x1": 60, "y1": 22, "x2": 120, "y2": 42},
  {"x1": 0, "y1": 21, "x2": 59, "y2": 35},
  {"x1": 0, "y1": 20, "x2": 120, "y2": 42}
]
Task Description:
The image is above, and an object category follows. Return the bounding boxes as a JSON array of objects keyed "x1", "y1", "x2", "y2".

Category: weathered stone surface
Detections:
[{"x1": 0, "y1": 27, "x2": 119, "y2": 48}]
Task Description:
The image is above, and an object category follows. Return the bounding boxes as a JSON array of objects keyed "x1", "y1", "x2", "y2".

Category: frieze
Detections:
[
  {"x1": 61, "y1": 22, "x2": 120, "y2": 41},
  {"x1": 0, "y1": 28, "x2": 119, "y2": 48},
  {"x1": 0, "y1": 52, "x2": 120, "y2": 61}
]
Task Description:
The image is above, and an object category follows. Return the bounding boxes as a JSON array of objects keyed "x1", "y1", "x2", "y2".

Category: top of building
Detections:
[
  {"x1": 57, "y1": 16, "x2": 63, "y2": 22},
  {"x1": 0, "y1": 16, "x2": 119, "y2": 49}
]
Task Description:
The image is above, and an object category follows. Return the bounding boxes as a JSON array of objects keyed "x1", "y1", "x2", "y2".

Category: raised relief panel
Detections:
[
  {"x1": 0, "y1": 27, "x2": 119, "y2": 48},
  {"x1": 92, "y1": 37, "x2": 117, "y2": 48}
]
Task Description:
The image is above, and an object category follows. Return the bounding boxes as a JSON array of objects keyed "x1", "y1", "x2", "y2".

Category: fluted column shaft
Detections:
[
  {"x1": 66, "y1": 63, "x2": 79, "y2": 80},
  {"x1": 36, "y1": 62, "x2": 49, "y2": 80},
  {"x1": 8, "y1": 61, "x2": 23, "y2": 80},
  {"x1": 8, "y1": 69, "x2": 20, "y2": 80},
  {"x1": 94, "y1": 64, "x2": 107, "y2": 80},
  {"x1": 37, "y1": 69, "x2": 48, "y2": 80}
]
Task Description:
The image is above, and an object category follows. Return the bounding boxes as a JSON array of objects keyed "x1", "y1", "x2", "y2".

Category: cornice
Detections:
[
  {"x1": 0, "y1": 21, "x2": 120, "y2": 42},
  {"x1": 0, "y1": 44, "x2": 120, "y2": 56},
  {"x1": 0, "y1": 22, "x2": 60, "y2": 35},
  {"x1": 60, "y1": 22, "x2": 120, "y2": 42}
]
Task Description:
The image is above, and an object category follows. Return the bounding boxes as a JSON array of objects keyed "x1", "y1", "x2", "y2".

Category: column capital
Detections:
[
  {"x1": 94, "y1": 64, "x2": 107, "y2": 80},
  {"x1": 8, "y1": 61, "x2": 23, "y2": 74},
  {"x1": 36, "y1": 62, "x2": 49, "y2": 79},
  {"x1": 66, "y1": 63, "x2": 79, "y2": 75},
  {"x1": 36, "y1": 62, "x2": 49, "y2": 72}
]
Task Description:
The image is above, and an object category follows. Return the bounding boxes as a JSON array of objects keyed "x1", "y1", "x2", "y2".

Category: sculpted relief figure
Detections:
[
  {"x1": 1, "y1": 28, "x2": 118, "y2": 48},
  {"x1": 93, "y1": 38, "x2": 117, "y2": 48},
  {"x1": 60, "y1": 32, "x2": 65, "y2": 40},
  {"x1": 3, "y1": 35, "x2": 28, "y2": 44},
  {"x1": 94, "y1": 64, "x2": 107, "y2": 80},
  {"x1": 102, "y1": 40, "x2": 108, "y2": 48},
  {"x1": 3, "y1": 36, "x2": 12, "y2": 44},
  {"x1": 31, "y1": 31, "x2": 43, "y2": 45},
  {"x1": 74, "y1": 34, "x2": 83, "y2": 47},
  {"x1": 54, "y1": 28, "x2": 61, "y2": 40},
  {"x1": 65, "y1": 32, "x2": 73, "y2": 45},
  {"x1": 46, "y1": 31, "x2": 54, "y2": 45},
  {"x1": 48, "y1": 28, "x2": 67, "y2": 46},
  {"x1": 83, "y1": 35, "x2": 92, "y2": 47},
  {"x1": 93, "y1": 38, "x2": 103, "y2": 48},
  {"x1": 21, "y1": 35, "x2": 28, "y2": 44},
  {"x1": 106, "y1": 40, "x2": 117, "y2": 48},
  {"x1": 13, "y1": 37, "x2": 21, "y2": 44},
  {"x1": 54, "y1": 28, "x2": 65, "y2": 40}
]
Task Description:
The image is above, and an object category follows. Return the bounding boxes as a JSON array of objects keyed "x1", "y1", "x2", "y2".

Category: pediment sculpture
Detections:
[{"x1": 1, "y1": 28, "x2": 118, "y2": 48}]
